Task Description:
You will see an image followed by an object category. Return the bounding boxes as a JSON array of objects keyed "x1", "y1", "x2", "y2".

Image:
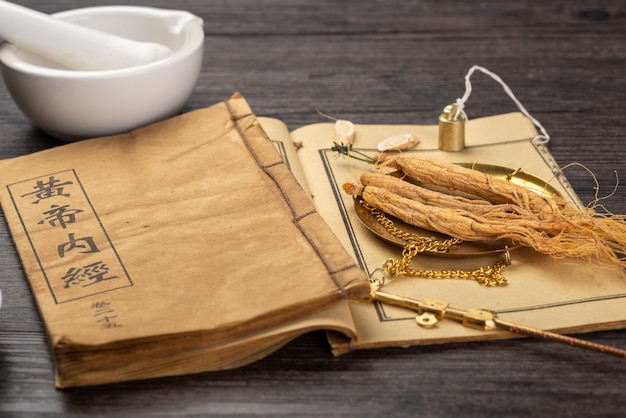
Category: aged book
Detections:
[
  {"x1": 0, "y1": 94, "x2": 370, "y2": 388},
  {"x1": 1, "y1": 93, "x2": 624, "y2": 388}
]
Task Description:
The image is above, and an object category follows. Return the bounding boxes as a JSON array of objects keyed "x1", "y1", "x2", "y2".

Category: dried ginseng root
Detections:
[
  {"x1": 360, "y1": 172, "x2": 533, "y2": 220},
  {"x1": 379, "y1": 155, "x2": 564, "y2": 214},
  {"x1": 344, "y1": 156, "x2": 626, "y2": 268}
]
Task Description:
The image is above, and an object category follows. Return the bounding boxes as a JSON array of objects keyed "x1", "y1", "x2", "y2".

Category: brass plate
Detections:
[
  {"x1": 456, "y1": 163, "x2": 560, "y2": 198},
  {"x1": 354, "y1": 163, "x2": 560, "y2": 258}
]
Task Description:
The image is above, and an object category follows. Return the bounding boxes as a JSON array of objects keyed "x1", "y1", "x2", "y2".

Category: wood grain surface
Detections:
[{"x1": 1, "y1": 1, "x2": 625, "y2": 416}]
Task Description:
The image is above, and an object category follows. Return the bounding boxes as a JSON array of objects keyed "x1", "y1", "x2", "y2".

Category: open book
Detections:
[
  {"x1": 258, "y1": 109, "x2": 626, "y2": 355},
  {"x1": 1, "y1": 94, "x2": 624, "y2": 387}
]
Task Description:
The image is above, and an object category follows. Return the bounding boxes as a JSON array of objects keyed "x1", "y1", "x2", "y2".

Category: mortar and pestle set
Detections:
[{"x1": 0, "y1": 0, "x2": 204, "y2": 141}]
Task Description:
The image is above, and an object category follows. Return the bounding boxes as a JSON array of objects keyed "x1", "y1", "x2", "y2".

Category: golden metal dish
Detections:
[
  {"x1": 354, "y1": 163, "x2": 561, "y2": 258},
  {"x1": 456, "y1": 163, "x2": 560, "y2": 197}
]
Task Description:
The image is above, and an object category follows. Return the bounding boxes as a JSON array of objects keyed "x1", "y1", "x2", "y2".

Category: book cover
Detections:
[{"x1": 0, "y1": 93, "x2": 370, "y2": 387}]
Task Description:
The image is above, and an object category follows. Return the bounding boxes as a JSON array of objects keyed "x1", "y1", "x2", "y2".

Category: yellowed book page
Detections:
[
  {"x1": 289, "y1": 112, "x2": 626, "y2": 351},
  {"x1": 53, "y1": 299, "x2": 357, "y2": 388},
  {"x1": 258, "y1": 116, "x2": 312, "y2": 197}
]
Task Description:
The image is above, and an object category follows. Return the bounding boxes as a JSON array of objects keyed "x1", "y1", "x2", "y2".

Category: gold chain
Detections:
[{"x1": 362, "y1": 200, "x2": 509, "y2": 287}]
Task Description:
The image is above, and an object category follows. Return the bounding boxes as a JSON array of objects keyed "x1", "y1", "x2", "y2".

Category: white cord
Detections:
[{"x1": 454, "y1": 65, "x2": 550, "y2": 145}]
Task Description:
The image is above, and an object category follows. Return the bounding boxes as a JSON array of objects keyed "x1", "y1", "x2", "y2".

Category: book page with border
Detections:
[{"x1": 288, "y1": 112, "x2": 626, "y2": 353}]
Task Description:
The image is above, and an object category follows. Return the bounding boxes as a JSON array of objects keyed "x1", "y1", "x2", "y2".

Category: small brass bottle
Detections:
[{"x1": 438, "y1": 104, "x2": 466, "y2": 152}]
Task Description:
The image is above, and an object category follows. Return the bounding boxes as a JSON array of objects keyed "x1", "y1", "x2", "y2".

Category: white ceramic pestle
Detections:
[{"x1": 0, "y1": 0, "x2": 173, "y2": 70}]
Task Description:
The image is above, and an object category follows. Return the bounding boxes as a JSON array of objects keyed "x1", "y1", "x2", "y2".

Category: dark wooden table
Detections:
[{"x1": 1, "y1": 1, "x2": 625, "y2": 416}]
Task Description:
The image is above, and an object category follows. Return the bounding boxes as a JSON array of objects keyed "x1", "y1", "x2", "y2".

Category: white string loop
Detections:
[{"x1": 453, "y1": 65, "x2": 550, "y2": 145}]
